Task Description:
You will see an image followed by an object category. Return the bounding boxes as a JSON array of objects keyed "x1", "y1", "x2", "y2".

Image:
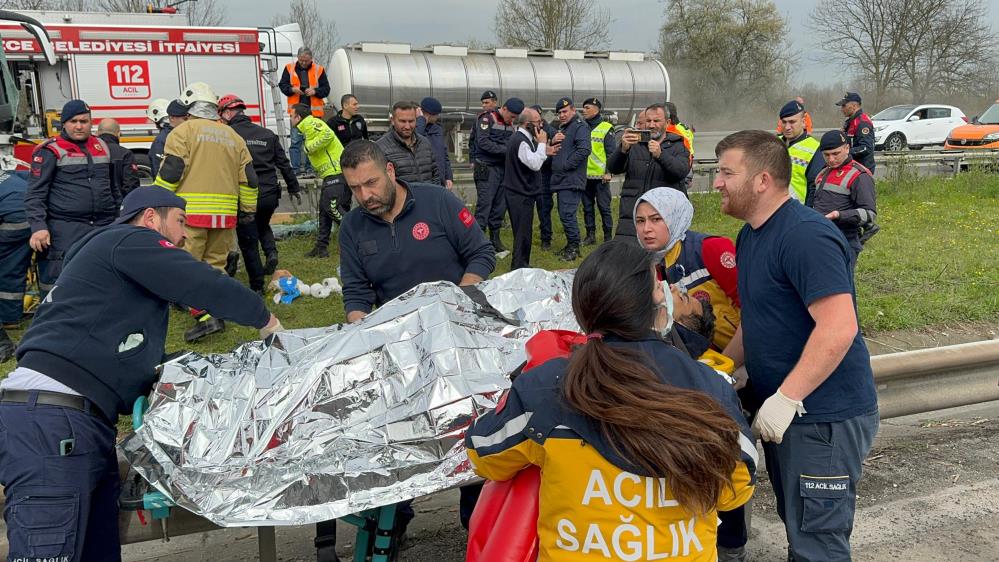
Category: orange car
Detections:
[{"x1": 945, "y1": 101, "x2": 999, "y2": 149}]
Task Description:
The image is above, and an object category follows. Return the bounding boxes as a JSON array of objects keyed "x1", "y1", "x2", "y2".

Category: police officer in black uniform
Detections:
[
  {"x1": 836, "y1": 92, "x2": 876, "y2": 173},
  {"x1": 219, "y1": 94, "x2": 303, "y2": 281},
  {"x1": 328, "y1": 93, "x2": 369, "y2": 147},
  {"x1": 469, "y1": 91, "x2": 498, "y2": 241},
  {"x1": 1, "y1": 186, "x2": 283, "y2": 562},
  {"x1": 531, "y1": 104, "x2": 558, "y2": 250},
  {"x1": 25, "y1": 99, "x2": 119, "y2": 295},
  {"x1": 474, "y1": 96, "x2": 523, "y2": 252}
]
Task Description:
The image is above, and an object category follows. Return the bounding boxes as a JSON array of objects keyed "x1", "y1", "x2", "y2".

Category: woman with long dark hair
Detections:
[{"x1": 466, "y1": 240, "x2": 756, "y2": 562}]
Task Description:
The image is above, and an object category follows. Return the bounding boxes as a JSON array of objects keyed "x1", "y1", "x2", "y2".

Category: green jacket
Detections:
[{"x1": 297, "y1": 115, "x2": 344, "y2": 178}]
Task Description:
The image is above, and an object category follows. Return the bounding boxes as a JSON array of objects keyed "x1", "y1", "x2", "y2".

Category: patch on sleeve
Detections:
[
  {"x1": 33, "y1": 155, "x2": 43, "y2": 163},
  {"x1": 720, "y1": 251, "x2": 736, "y2": 269},
  {"x1": 158, "y1": 239, "x2": 176, "y2": 248},
  {"x1": 861, "y1": 127, "x2": 870, "y2": 135},
  {"x1": 479, "y1": 117, "x2": 490, "y2": 130},
  {"x1": 459, "y1": 208, "x2": 475, "y2": 228}
]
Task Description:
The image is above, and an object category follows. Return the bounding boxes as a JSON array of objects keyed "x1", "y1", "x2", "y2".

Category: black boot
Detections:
[
  {"x1": 558, "y1": 244, "x2": 580, "y2": 262},
  {"x1": 0, "y1": 329, "x2": 15, "y2": 363},
  {"x1": 224, "y1": 251, "x2": 240, "y2": 277},
  {"x1": 490, "y1": 231, "x2": 507, "y2": 253},
  {"x1": 581, "y1": 233, "x2": 596, "y2": 246},
  {"x1": 305, "y1": 246, "x2": 329, "y2": 259},
  {"x1": 184, "y1": 316, "x2": 226, "y2": 343},
  {"x1": 263, "y1": 251, "x2": 279, "y2": 276},
  {"x1": 541, "y1": 240, "x2": 552, "y2": 251}
]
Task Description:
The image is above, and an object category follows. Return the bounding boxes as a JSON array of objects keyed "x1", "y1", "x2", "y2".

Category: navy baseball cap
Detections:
[
  {"x1": 819, "y1": 130, "x2": 849, "y2": 151},
  {"x1": 582, "y1": 97, "x2": 602, "y2": 109},
  {"x1": 167, "y1": 99, "x2": 189, "y2": 117},
  {"x1": 60, "y1": 99, "x2": 91, "y2": 122},
  {"x1": 835, "y1": 92, "x2": 862, "y2": 106},
  {"x1": 555, "y1": 97, "x2": 573, "y2": 111},
  {"x1": 114, "y1": 186, "x2": 187, "y2": 224},
  {"x1": 504, "y1": 97, "x2": 525, "y2": 115},
  {"x1": 480, "y1": 90, "x2": 498, "y2": 101},
  {"x1": 420, "y1": 96, "x2": 443, "y2": 115},
  {"x1": 779, "y1": 100, "x2": 805, "y2": 119}
]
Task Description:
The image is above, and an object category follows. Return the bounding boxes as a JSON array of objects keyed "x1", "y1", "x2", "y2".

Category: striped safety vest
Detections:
[
  {"x1": 786, "y1": 135, "x2": 820, "y2": 202},
  {"x1": 586, "y1": 120, "x2": 613, "y2": 178},
  {"x1": 675, "y1": 122, "x2": 695, "y2": 158},
  {"x1": 285, "y1": 62, "x2": 326, "y2": 117}
]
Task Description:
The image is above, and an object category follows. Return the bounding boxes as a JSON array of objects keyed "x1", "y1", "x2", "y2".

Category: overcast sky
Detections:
[{"x1": 224, "y1": 0, "x2": 995, "y2": 85}]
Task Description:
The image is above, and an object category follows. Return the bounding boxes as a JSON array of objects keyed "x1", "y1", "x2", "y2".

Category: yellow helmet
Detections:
[
  {"x1": 146, "y1": 98, "x2": 170, "y2": 124},
  {"x1": 179, "y1": 82, "x2": 217, "y2": 106}
]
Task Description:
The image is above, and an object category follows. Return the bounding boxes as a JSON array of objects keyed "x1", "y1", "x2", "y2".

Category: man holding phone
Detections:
[{"x1": 608, "y1": 102, "x2": 691, "y2": 240}]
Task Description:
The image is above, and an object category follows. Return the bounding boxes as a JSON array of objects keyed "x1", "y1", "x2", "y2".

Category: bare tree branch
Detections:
[
  {"x1": 272, "y1": 0, "x2": 339, "y2": 68},
  {"x1": 494, "y1": 0, "x2": 612, "y2": 50}
]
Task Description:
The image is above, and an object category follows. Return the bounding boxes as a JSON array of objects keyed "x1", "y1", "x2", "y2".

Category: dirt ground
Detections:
[
  {"x1": 862, "y1": 320, "x2": 998, "y2": 355},
  {"x1": 112, "y1": 400, "x2": 999, "y2": 562}
]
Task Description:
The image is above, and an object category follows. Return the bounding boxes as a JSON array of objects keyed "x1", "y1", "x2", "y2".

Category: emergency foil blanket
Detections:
[{"x1": 120, "y1": 268, "x2": 577, "y2": 526}]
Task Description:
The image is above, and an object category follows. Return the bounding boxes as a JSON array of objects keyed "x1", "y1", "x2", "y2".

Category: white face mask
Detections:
[{"x1": 653, "y1": 280, "x2": 674, "y2": 338}]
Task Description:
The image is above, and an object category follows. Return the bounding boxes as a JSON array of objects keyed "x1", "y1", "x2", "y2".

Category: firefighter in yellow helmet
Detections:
[{"x1": 154, "y1": 82, "x2": 259, "y2": 341}]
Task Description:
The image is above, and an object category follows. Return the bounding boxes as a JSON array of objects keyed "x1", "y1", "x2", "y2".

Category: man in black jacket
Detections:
[
  {"x1": 96, "y1": 118, "x2": 140, "y2": 197},
  {"x1": 608, "y1": 103, "x2": 690, "y2": 240},
  {"x1": 417, "y1": 96, "x2": 454, "y2": 189},
  {"x1": 375, "y1": 101, "x2": 440, "y2": 185},
  {"x1": 328, "y1": 93, "x2": 369, "y2": 147},
  {"x1": 25, "y1": 100, "x2": 118, "y2": 295},
  {"x1": 219, "y1": 95, "x2": 303, "y2": 283},
  {"x1": 2, "y1": 186, "x2": 282, "y2": 562}
]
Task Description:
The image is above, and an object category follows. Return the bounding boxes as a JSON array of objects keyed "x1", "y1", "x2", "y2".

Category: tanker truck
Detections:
[{"x1": 327, "y1": 43, "x2": 670, "y2": 161}]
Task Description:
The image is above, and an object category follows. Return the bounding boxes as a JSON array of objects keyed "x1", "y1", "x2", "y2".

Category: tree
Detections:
[
  {"x1": 659, "y1": 0, "x2": 793, "y2": 118},
  {"x1": 272, "y1": 0, "x2": 339, "y2": 68},
  {"x1": 809, "y1": 0, "x2": 995, "y2": 107},
  {"x1": 493, "y1": 0, "x2": 611, "y2": 50}
]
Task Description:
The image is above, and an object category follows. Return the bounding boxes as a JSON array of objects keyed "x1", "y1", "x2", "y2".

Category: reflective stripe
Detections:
[
  {"x1": 469, "y1": 411, "x2": 532, "y2": 449},
  {"x1": 675, "y1": 123, "x2": 695, "y2": 157},
  {"x1": 239, "y1": 184, "x2": 258, "y2": 201},
  {"x1": 154, "y1": 177, "x2": 180, "y2": 191},
  {"x1": 0, "y1": 291, "x2": 24, "y2": 300},
  {"x1": 856, "y1": 208, "x2": 870, "y2": 223},
  {"x1": 55, "y1": 154, "x2": 111, "y2": 166},
  {"x1": 739, "y1": 433, "x2": 759, "y2": 467},
  {"x1": 0, "y1": 221, "x2": 29, "y2": 231},
  {"x1": 677, "y1": 267, "x2": 710, "y2": 290},
  {"x1": 286, "y1": 62, "x2": 326, "y2": 117}
]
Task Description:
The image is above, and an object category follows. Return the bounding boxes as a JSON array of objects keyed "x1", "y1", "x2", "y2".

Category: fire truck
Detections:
[{"x1": 0, "y1": 10, "x2": 304, "y2": 175}]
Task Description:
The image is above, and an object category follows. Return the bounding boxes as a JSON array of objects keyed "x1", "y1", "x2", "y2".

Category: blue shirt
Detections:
[
  {"x1": 339, "y1": 181, "x2": 496, "y2": 315},
  {"x1": 736, "y1": 199, "x2": 877, "y2": 423}
]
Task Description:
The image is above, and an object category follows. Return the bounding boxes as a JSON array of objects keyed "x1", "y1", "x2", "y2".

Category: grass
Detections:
[{"x1": 2, "y1": 171, "x2": 997, "y2": 380}]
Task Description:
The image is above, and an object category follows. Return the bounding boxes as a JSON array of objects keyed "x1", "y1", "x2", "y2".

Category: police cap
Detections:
[
  {"x1": 779, "y1": 100, "x2": 805, "y2": 119},
  {"x1": 819, "y1": 129, "x2": 849, "y2": 151},
  {"x1": 420, "y1": 96, "x2": 443, "y2": 115},
  {"x1": 835, "y1": 92, "x2": 862, "y2": 106},
  {"x1": 582, "y1": 97, "x2": 602, "y2": 109},
  {"x1": 60, "y1": 99, "x2": 91, "y2": 122},
  {"x1": 555, "y1": 97, "x2": 573, "y2": 111},
  {"x1": 114, "y1": 186, "x2": 187, "y2": 224},
  {"x1": 504, "y1": 97, "x2": 525, "y2": 115},
  {"x1": 480, "y1": 90, "x2": 498, "y2": 101},
  {"x1": 167, "y1": 99, "x2": 190, "y2": 117}
]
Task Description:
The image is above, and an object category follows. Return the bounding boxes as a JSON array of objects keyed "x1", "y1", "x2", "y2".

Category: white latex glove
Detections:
[
  {"x1": 260, "y1": 317, "x2": 284, "y2": 339},
  {"x1": 751, "y1": 390, "x2": 806, "y2": 444}
]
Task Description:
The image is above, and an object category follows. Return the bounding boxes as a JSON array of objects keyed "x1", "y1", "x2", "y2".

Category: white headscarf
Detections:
[{"x1": 633, "y1": 187, "x2": 694, "y2": 256}]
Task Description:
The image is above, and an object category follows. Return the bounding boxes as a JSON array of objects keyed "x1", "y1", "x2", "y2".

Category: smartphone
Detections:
[
  {"x1": 526, "y1": 123, "x2": 537, "y2": 135},
  {"x1": 636, "y1": 129, "x2": 653, "y2": 143}
]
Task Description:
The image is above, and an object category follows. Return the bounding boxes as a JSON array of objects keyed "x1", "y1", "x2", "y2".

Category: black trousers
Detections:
[
  {"x1": 236, "y1": 221, "x2": 266, "y2": 291},
  {"x1": 506, "y1": 190, "x2": 535, "y2": 269},
  {"x1": 474, "y1": 163, "x2": 506, "y2": 233},
  {"x1": 255, "y1": 192, "x2": 280, "y2": 258},
  {"x1": 316, "y1": 174, "x2": 350, "y2": 249},
  {"x1": 582, "y1": 178, "x2": 613, "y2": 240}
]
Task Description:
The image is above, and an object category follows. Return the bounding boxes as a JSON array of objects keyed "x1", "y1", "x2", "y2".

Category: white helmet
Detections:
[
  {"x1": 179, "y1": 82, "x2": 217, "y2": 106},
  {"x1": 146, "y1": 98, "x2": 170, "y2": 124}
]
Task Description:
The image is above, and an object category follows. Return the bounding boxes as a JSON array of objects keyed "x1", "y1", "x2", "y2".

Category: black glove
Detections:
[
  {"x1": 288, "y1": 191, "x2": 303, "y2": 205},
  {"x1": 237, "y1": 211, "x2": 256, "y2": 226}
]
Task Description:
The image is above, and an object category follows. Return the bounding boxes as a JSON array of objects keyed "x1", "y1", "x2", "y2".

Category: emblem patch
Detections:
[
  {"x1": 479, "y1": 118, "x2": 490, "y2": 130},
  {"x1": 158, "y1": 239, "x2": 176, "y2": 248},
  {"x1": 412, "y1": 222, "x2": 430, "y2": 241},
  {"x1": 720, "y1": 251, "x2": 736, "y2": 269},
  {"x1": 459, "y1": 208, "x2": 475, "y2": 228},
  {"x1": 861, "y1": 127, "x2": 870, "y2": 135}
]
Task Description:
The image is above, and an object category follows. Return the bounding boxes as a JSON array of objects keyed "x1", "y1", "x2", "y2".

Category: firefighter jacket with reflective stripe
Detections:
[
  {"x1": 659, "y1": 231, "x2": 741, "y2": 350},
  {"x1": 280, "y1": 62, "x2": 329, "y2": 117},
  {"x1": 466, "y1": 334, "x2": 756, "y2": 562},
  {"x1": 813, "y1": 157, "x2": 878, "y2": 237},
  {"x1": 586, "y1": 119, "x2": 614, "y2": 178},
  {"x1": 25, "y1": 134, "x2": 117, "y2": 233},
  {"x1": 154, "y1": 118, "x2": 257, "y2": 229},
  {"x1": 297, "y1": 115, "x2": 344, "y2": 179},
  {"x1": 784, "y1": 134, "x2": 821, "y2": 203}
]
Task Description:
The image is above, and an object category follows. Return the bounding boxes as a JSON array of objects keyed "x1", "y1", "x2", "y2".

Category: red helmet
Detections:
[{"x1": 217, "y1": 94, "x2": 246, "y2": 114}]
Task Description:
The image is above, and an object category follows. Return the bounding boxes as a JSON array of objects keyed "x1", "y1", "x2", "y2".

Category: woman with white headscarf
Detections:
[{"x1": 633, "y1": 187, "x2": 741, "y2": 350}]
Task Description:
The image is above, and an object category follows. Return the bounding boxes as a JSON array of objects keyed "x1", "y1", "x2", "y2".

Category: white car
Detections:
[{"x1": 872, "y1": 104, "x2": 967, "y2": 151}]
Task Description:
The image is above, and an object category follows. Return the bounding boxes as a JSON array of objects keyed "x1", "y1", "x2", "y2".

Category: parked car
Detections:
[
  {"x1": 873, "y1": 104, "x2": 967, "y2": 151},
  {"x1": 944, "y1": 101, "x2": 999, "y2": 150}
]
